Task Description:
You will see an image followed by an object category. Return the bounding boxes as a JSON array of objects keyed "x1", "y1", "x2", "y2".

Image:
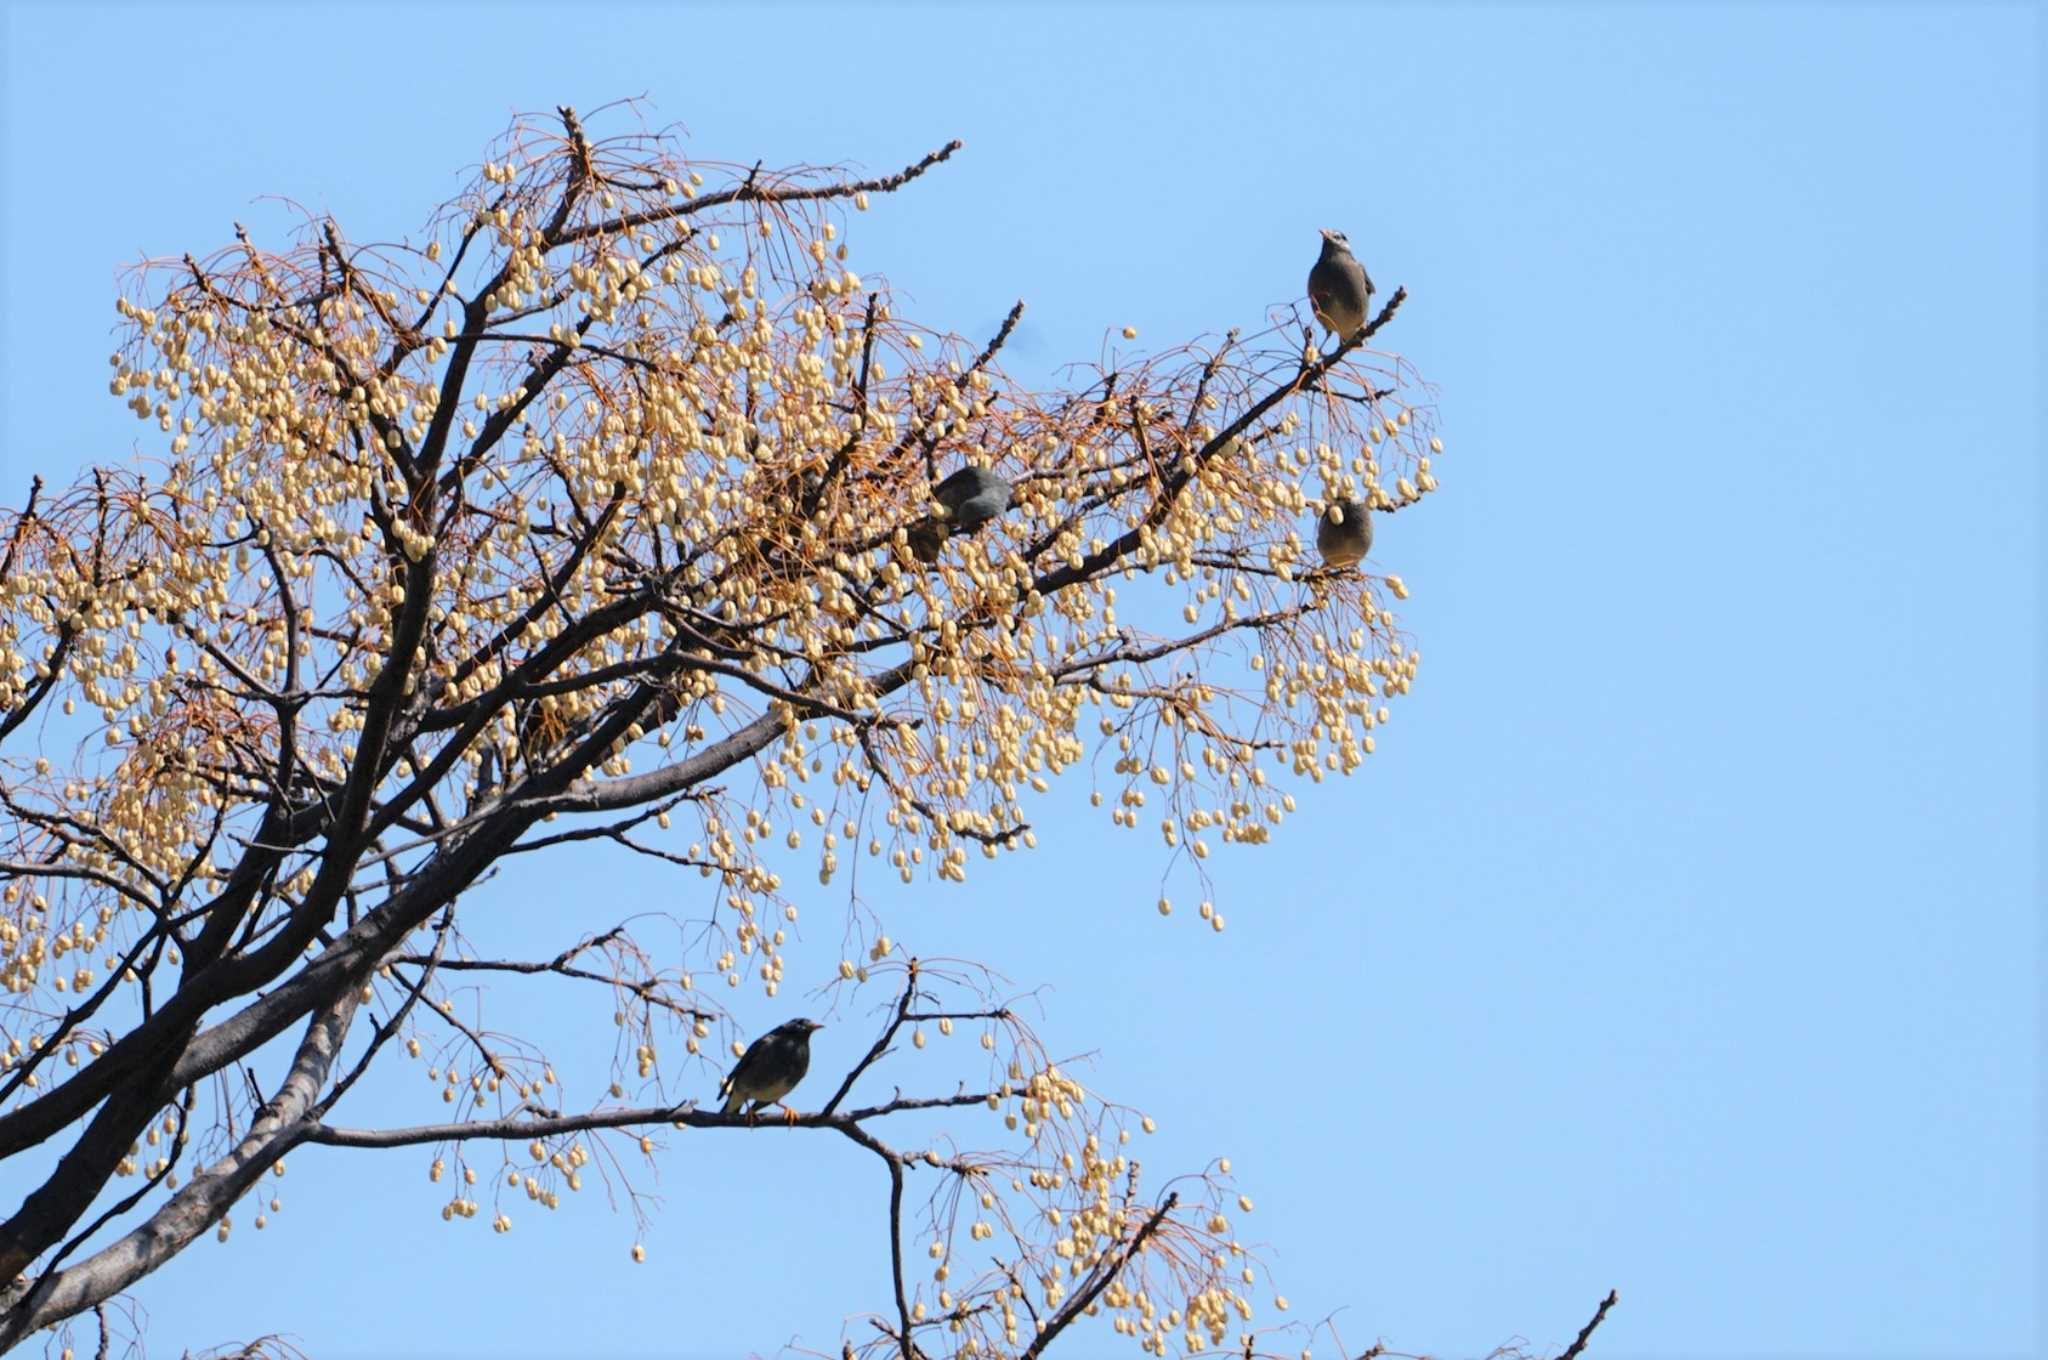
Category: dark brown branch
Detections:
[
  {"x1": 0, "y1": 620, "x2": 73, "y2": 747},
  {"x1": 901, "y1": 1009, "x2": 1010, "y2": 1025},
  {"x1": 885, "y1": 1158, "x2": 919, "y2": 1360},
  {"x1": 430, "y1": 530, "x2": 641, "y2": 716},
  {"x1": 301, "y1": 1087, "x2": 995, "y2": 1148},
  {"x1": 913, "y1": 300, "x2": 1024, "y2": 482},
  {"x1": 444, "y1": 330, "x2": 677, "y2": 372},
  {"x1": 553, "y1": 139, "x2": 965, "y2": 247},
  {"x1": 1183, "y1": 329, "x2": 1240, "y2": 436},
  {"x1": 0, "y1": 474, "x2": 42, "y2": 577},
  {"x1": 853, "y1": 726, "x2": 1027, "y2": 850},
  {"x1": 391, "y1": 931, "x2": 714, "y2": 1025},
  {"x1": 1027, "y1": 311, "x2": 1383, "y2": 602},
  {"x1": 0, "y1": 1049, "x2": 185, "y2": 1291},
  {"x1": 0, "y1": 987, "x2": 362, "y2": 1347},
  {"x1": 821, "y1": 960, "x2": 922, "y2": 1117},
  {"x1": 0, "y1": 478, "x2": 73, "y2": 740},
  {"x1": 1017, "y1": 1192, "x2": 1179, "y2": 1360},
  {"x1": 12, "y1": 1086, "x2": 195, "y2": 1324},
  {"x1": 1360, "y1": 285, "x2": 1407, "y2": 342},
  {"x1": 1554, "y1": 1289, "x2": 1620, "y2": 1360},
  {"x1": 0, "y1": 912, "x2": 171, "y2": 1106},
  {"x1": 316, "y1": 915, "x2": 452, "y2": 1114}
]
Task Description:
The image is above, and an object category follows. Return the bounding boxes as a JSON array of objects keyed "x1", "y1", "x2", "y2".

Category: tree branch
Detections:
[
  {"x1": 552, "y1": 139, "x2": 965, "y2": 247},
  {"x1": 1017, "y1": 1192, "x2": 1179, "y2": 1360},
  {"x1": 0, "y1": 984, "x2": 364, "y2": 1347},
  {"x1": 1554, "y1": 1289, "x2": 1620, "y2": 1360},
  {"x1": 821, "y1": 960, "x2": 922, "y2": 1117},
  {"x1": 302, "y1": 1087, "x2": 994, "y2": 1150}
]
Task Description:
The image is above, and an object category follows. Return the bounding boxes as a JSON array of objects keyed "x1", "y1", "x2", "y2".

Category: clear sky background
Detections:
[{"x1": 0, "y1": 4, "x2": 2038, "y2": 1360}]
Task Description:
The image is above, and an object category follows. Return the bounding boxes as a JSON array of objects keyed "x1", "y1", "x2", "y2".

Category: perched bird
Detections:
[
  {"x1": 906, "y1": 516, "x2": 949, "y2": 564},
  {"x1": 1306, "y1": 229, "x2": 1375, "y2": 343},
  {"x1": 931, "y1": 466, "x2": 1013, "y2": 534},
  {"x1": 1316, "y1": 496, "x2": 1373, "y2": 568},
  {"x1": 904, "y1": 466, "x2": 1014, "y2": 565},
  {"x1": 718, "y1": 1018, "x2": 823, "y2": 1122}
]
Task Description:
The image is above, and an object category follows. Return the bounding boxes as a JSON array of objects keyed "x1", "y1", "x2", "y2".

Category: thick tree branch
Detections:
[{"x1": 0, "y1": 985, "x2": 363, "y2": 1347}]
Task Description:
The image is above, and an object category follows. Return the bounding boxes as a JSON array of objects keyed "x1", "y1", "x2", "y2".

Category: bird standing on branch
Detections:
[
  {"x1": 718, "y1": 1018, "x2": 823, "y2": 1123},
  {"x1": 907, "y1": 465, "x2": 1014, "y2": 563},
  {"x1": 906, "y1": 516, "x2": 949, "y2": 564},
  {"x1": 932, "y1": 465, "x2": 1012, "y2": 533},
  {"x1": 1316, "y1": 496, "x2": 1373, "y2": 568},
  {"x1": 1307, "y1": 228, "x2": 1375, "y2": 343}
]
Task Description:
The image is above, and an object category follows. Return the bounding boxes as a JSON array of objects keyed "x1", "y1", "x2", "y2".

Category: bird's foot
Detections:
[{"x1": 780, "y1": 1105, "x2": 801, "y2": 1126}]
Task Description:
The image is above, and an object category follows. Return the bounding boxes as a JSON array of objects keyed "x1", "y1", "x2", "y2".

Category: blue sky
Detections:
[{"x1": 0, "y1": 4, "x2": 2037, "y2": 1360}]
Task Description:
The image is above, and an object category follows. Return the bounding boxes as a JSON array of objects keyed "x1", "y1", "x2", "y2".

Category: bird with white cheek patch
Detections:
[{"x1": 1307, "y1": 228, "x2": 1375, "y2": 343}]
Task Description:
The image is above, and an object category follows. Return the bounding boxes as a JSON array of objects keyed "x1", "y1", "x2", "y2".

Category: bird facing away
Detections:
[
  {"x1": 931, "y1": 466, "x2": 1013, "y2": 534},
  {"x1": 718, "y1": 1018, "x2": 823, "y2": 1121},
  {"x1": 1306, "y1": 229, "x2": 1375, "y2": 343},
  {"x1": 906, "y1": 516, "x2": 949, "y2": 564},
  {"x1": 1316, "y1": 496, "x2": 1373, "y2": 568},
  {"x1": 906, "y1": 466, "x2": 1015, "y2": 564}
]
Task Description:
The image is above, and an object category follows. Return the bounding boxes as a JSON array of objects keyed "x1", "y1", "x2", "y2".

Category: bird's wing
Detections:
[
  {"x1": 932, "y1": 468, "x2": 978, "y2": 506},
  {"x1": 1308, "y1": 264, "x2": 1348, "y2": 322},
  {"x1": 722, "y1": 1035, "x2": 770, "y2": 1095}
]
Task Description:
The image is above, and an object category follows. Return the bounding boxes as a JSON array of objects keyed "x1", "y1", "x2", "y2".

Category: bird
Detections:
[
  {"x1": 1306, "y1": 229, "x2": 1375, "y2": 344},
  {"x1": 905, "y1": 466, "x2": 1014, "y2": 565},
  {"x1": 931, "y1": 466, "x2": 1013, "y2": 534},
  {"x1": 718, "y1": 1018, "x2": 823, "y2": 1123},
  {"x1": 1315, "y1": 496, "x2": 1373, "y2": 568},
  {"x1": 906, "y1": 516, "x2": 949, "y2": 564}
]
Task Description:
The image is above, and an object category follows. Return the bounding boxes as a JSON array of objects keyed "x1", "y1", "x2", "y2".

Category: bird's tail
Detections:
[{"x1": 719, "y1": 1078, "x2": 743, "y2": 1115}]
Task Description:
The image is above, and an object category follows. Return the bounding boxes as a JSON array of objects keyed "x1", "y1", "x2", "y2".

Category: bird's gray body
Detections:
[
  {"x1": 719, "y1": 1018, "x2": 821, "y2": 1115},
  {"x1": 1316, "y1": 496, "x2": 1373, "y2": 568},
  {"x1": 1307, "y1": 230, "x2": 1374, "y2": 343},
  {"x1": 907, "y1": 466, "x2": 1014, "y2": 563},
  {"x1": 932, "y1": 466, "x2": 1013, "y2": 534}
]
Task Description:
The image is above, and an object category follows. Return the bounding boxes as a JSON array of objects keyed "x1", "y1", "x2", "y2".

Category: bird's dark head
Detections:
[
  {"x1": 1319, "y1": 228, "x2": 1352, "y2": 253},
  {"x1": 776, "y1": 1018, "x2": 824, "y2": 1038}
]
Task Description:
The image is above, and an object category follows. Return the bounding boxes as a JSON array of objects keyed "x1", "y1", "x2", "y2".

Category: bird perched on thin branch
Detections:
[
  {"x1": 906, "y1": 466, "x2": 1014, "y2": 563},
  {"x1": 906, "y1": 516, "x2": 949, "y2": 564},
  {"x1": 1307, "y1": 229, "x2": 1375, "y2": 344},
  {"x1": 932, "y1": 465, "x2": 1012, "y2": 533},
  {"x1": 718, "y1": 1018, "x2": 823, "y2": 1123},
  {"x1": 1316, "y1": 496, "x2": 1373, "y2": 568}
]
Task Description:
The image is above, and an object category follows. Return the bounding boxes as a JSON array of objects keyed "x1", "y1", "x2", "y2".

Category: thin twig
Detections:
[
  {"x1": 821, "y1": 961, "x2": 921, "y2": 1117},
  {"x1": 1018, "y1": 1192, "x2": 1179, "y2": 1359},
  {"x1": 1554, "y1": 1289, "x2": 1619, "y2": 1360}
]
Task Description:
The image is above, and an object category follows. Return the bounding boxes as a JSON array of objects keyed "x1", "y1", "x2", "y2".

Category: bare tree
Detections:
[{"x1": 0, "y1": 102, "x2": 1455, "y2": 1358}]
